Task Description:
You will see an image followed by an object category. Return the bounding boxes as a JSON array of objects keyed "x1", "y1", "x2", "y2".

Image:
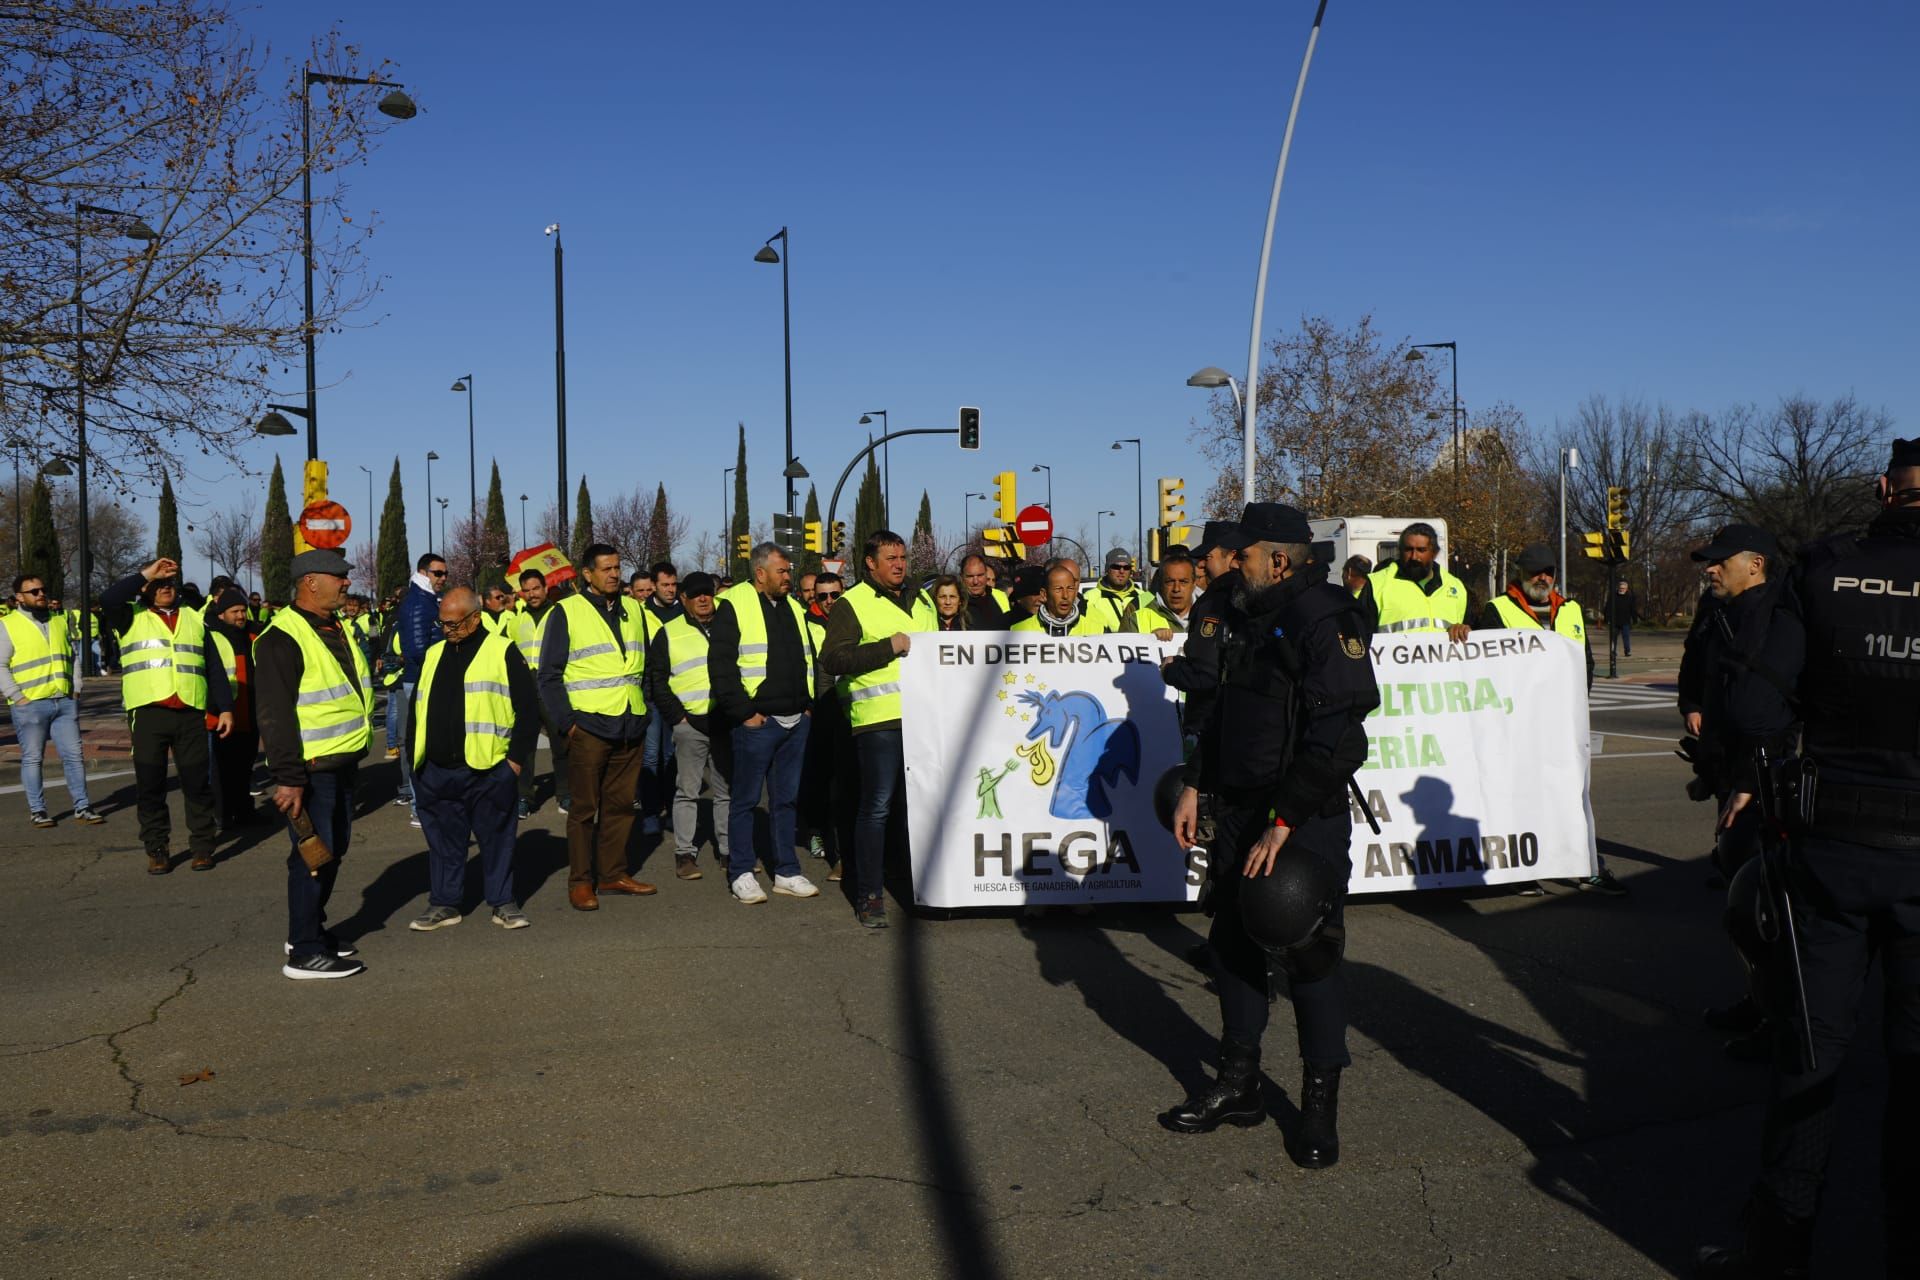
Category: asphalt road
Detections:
[{"x1": 1, "y1": 655, "x2": 1891, "y2": 1278}]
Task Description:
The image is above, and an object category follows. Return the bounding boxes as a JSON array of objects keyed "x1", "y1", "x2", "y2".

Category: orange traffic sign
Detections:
[{"x1": 297, "y1": 501, "x2": 351, "y2": 550}]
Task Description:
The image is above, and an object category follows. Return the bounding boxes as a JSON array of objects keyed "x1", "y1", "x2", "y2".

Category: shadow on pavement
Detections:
[
  {"x1": 458, "y1": 1228, "x2": 780, "y2": 1279},
  {"x1": 331, "y1": 849, "x2": 428, "y2": 941}
]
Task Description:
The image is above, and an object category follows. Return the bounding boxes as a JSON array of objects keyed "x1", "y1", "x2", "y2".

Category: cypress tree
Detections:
[
  {"x1": 570, "y1": 476, "x2": 594, "y2": 569},
  {"x1": 376, "y1": 457, "x2": 410, "y2": 602},
  {"x1": 261, "y1": 458, "x2": 293, "y2": 604},
  {"x1": 480, "y1": 460, "x2": 510, "y2": 589},
  {"x1": 908, "y1": 488, "x2": 938, "y2": 577},
  {"x1": 796, "y1": 484, "x2": 822, "y2": 577},
  {"x1": 23, "y1": 476, "x2": 62, "y2": 598},
  {"x1": 851, "y1": 451, "x2": 884, "y2": 569},
  {"x1": 155, "y1": 474, "x2": 183, "y2": 570},
  {"x1": 646, "y1": 482, "x2": 671, "y2": 569},
  {"x1": 730, "y1": 424, "x2": 750, "y2": 580}
]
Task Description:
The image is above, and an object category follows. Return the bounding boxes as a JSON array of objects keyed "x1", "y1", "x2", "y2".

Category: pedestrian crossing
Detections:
[{"x1": 1588, "y1": 683, "x2": 1678, "y2": 712}]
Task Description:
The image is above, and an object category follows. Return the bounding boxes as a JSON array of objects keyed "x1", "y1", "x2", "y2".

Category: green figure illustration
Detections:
[{"x1": 976, "y1": 760, "x2": 1021, "y2": 819}]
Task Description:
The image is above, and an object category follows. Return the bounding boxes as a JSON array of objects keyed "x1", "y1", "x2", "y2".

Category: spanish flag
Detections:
[{"x1": 510, "y1": 543, "x2": 575, "y2": 588}]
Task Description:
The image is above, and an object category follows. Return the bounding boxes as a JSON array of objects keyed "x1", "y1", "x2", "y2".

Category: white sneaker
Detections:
[
  {"x1": 773, "y1": 873, "x2": 819, "y2": 899},
  {"x1": 730, "y1": 873, "x2": 768, "y2": 905}
]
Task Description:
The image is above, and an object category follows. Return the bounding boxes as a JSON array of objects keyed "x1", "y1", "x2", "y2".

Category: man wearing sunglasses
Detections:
[
  {"x1": 390, "y1": 552, "x2": 449, "y2": 825},
  {"x1": 3, "y1": 573, "x2": 105, "y2": 828}
]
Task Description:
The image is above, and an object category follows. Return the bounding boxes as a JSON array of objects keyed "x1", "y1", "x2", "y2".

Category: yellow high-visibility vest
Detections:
[
  {"x1": 663, "y1": 615, "x2": 712, "y2": 716},
  {"x1": 1, "y1": 610, "x2": 72, "y2": 701},
  {"x1": 413, "y1": 630, "x2": 515, "y2": 770},
  {"x1": 838, "y1": 581, "x2": 934, "y2": 728},
  {"x1": 1368, "y1": 565, "x2": 1469, "y2": 635},
  {"x1": 1490, "y1": 592, "x2": 1586, "y2": 642},
  {"x1": 556, "y1": 593, "x2": 646, "y2": 717},
  {"x1": 1011, "y1": 611, "x2": 1107, "y2": 636},
  {"x1": 263, "y1": 608, "x2": 373, "y2": 758},
  {"x1": 716, "y1": 582, "x2": 816, "y2": 700},
  {"x1": 118, "y1": 607, "x2": 210, "y2": 710}
]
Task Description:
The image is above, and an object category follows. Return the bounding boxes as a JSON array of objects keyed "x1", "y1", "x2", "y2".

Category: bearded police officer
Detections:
[
  {"x1": 1163, "y1": 503, "x2": 1379, "y2": 1169},
  {"x1": 1698, "y1": 440, "x2": 1920, "y2": 1278}
]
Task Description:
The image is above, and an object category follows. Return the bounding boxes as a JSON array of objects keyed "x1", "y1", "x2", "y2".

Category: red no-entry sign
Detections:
[
  {"x1": 1014, "y1": 504, "x2": 1053, "y2": 548},
  {"x1": 297, "y1": 501, "x2": 352, "y2": 550}
]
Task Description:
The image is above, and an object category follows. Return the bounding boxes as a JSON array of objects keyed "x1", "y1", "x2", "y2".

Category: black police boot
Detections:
[
  {"x1": 1158, "y1": 1039, "x2": 1263, "y2": 1133},
  {"x1": 1694, "y1": 1195, "x2": 1811, "y2": 1279},
  {"x1": 1287, "y1": 1064, "x2": 1342, "y2": 1169}
]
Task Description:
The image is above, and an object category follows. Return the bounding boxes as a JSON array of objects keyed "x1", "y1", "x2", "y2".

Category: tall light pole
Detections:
[
  {"x1": 356, "y1": 464, "x2": 373, "y2": 532},
  {"x1": 1242, "y1": 0, "x2": 1331, "y2": 508},
  {"x1": 437, "y1": 496, "x2": 449, "y2": 551},
  {"x1": 546, "y1": 224, "x2": 567, "y2": 547},
  {"x1": 722, "y1": 465, "x2": 736, "y2": 554},
  {"x1": 72, "y1": 202, "x2": 159, "y2": 677},
  {"x1": 964, "y1": 492, "x2": 986, "y2": 538},
  {"x1": 518, "y1": 493, "x2": 528, "y2": 548},
  {"x1": 859, "y1": 410, "x2": 890, "y2": 525},
  {"x1": 1030, "y1": 463, "x2": 1053, "y2": 511},
  {"x1": 1186, "y1": 366, "x2": 1247, "y2": 499},
  {"x1": 1559, "y1": 446, "x2": 1579, "y2": 586},
  {"x1": 755, "y1": 228, "x2": 795, "y2": 515},
  {"x1": 300, "y1": 70, "x2": 415, "y2": 461},
  {"x1": 1096, "y1": 510, "x2": 1116, "y2": 560},
  {"x1": 425, "y1": 450, "x2": 439, "y2": 551},
  {"x1": 1111, "y1": 437, "x2": 1142, "y2": 563},
  {"x1": 450, "y1": 374, "x2": 475, "y2": 526},
  {"x1": 1406, "y1": 342, "x2": 1460, "y2": 488}
]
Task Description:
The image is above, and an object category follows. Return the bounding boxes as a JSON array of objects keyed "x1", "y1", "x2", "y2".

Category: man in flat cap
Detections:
[
  {"x1": 1699, "y1": 439, "x2": 1920, "y2": 1276},
  {"x1": 1163, "y1": 503, "x2": 1379, "y2": 1172},
  {"x1": 254, "y1": 548, "x2": 374, "y2": 980}
]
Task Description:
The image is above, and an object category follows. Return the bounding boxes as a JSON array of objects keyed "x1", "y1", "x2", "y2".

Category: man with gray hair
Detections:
[{"x1": 708, "y1": 542, "x2": 821, "y2": 905}]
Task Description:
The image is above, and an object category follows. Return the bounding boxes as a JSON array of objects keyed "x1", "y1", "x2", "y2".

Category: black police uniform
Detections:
[
  {"x1": 1161, "y1": 567, "x2": 1242, "y2": 735},
  {"x1": 1162, "y1": 506, "x2": 1379, "y2": 1168},
  {"x1": 1701, "y1": 499, "x2": 1920, "y2": 1277}
]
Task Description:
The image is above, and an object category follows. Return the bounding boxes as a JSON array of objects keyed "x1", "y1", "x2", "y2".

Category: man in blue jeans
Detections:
[
  {"x1": 707, "y1": 542, "x2": 820, "y2": 905},
  {"x1": 3, "y1": 573, "x2": 105, "y2": 827}
]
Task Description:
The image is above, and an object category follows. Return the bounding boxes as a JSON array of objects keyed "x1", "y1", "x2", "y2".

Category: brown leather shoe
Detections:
[
  {"x1": 598, "y1": 875, "x2": 658, "y2": 896},
  {"x1": 674, "y1": 856, "x2": 702, "y2": 881},
  {"x1": 146, "y1": 853, "x2": 171, "y2": 876},
  {"x1": 568, "y1": 883, "x2": 599, "y2": 911},
  {"x1": 190, "y1": 851, "x2": 216, "y2": 871}
]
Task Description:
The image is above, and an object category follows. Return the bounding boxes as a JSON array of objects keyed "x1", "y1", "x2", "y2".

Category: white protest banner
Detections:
[
  {"x1": 901, "y1": 635, "x2": 1200, "y2": 908},
  {"x1": 1347, "y1": 631, "x2": 1597, "y2": 894},
  {"x1": 899, "y1": 631, "x2": 1597, "y2": 907}
]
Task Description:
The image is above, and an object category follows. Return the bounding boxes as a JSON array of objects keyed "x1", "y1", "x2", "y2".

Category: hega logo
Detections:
[{"x1": 974, "y1": 675, "x2": 1140, "y2": 820}]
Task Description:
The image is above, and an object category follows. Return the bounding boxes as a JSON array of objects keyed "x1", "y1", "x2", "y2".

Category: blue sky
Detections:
[{"x1": 197, "y1": 0, "x2": 1919, "y2": 562}]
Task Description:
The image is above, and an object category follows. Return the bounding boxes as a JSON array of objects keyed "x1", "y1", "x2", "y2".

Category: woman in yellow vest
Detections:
[
  {"x1": 3, "y1": 571, "x2": 104, "y2": 827},
  {"x1": 819, "y1": 529, "x2": 936, "y2": 928}
]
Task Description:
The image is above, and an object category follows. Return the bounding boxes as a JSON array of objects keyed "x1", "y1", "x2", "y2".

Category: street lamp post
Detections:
[
  {"x1": 356, "y1": 463, "x2": 373, "y2": 535},
  {"x1": 425, "y1": 450, "x2": 439, "y2": 551},
  {"x1": 755, "y1": 228, "x2": 795, "y2": 515},
  {"x1": 437, "y1": 497, "x2": 448, "y2": 551},
  {"x1": 1406, "y1": 342, "x2": 1460, "y2": 488},
  {"x1": 72, "y1": 202, "x2": 159, "y2": 677},
  {"x1": 1030, "y1": 463, "x2": 1053, "y2": 511},
  {"x1": 545, "y1": 224, "x2": 567, "y2": 547},
  {"x1": 964, "y1": 492, "x2": 987, "y2": 539},
  {"x1": 722, "y1": 465, "x2": 736, "y2": 553},
  {"x1": 300, "y1": 70, "x2": 415, "y2": 461},
  {"x1": 450, "y1": 374, "x2": 475, "y2": 527},
  {"x1": 518, "y1": 494, "x2": 528, "y2": 548},
  {"x1": 1096, "y1": 510, "x2": 1117, "y2": 560},
  {"x1": 1559, "y1": 446, "x2": 1580, "y2": 585},
  {"x1": 1111, "y1": 438, "x2": 1142, "y2": 563},
  {"x1": 859, "y1": 411, "x2": 890, "y2": 525},
  {"x1": 1186, "y1": 367, "x2": 1247, "y2": 498}
]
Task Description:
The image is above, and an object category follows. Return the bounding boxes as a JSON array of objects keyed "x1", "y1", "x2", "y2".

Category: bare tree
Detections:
[
  {"x1": 1682, "y1": 394, "x2": 1888, "y2": 554},
  {"x1": 593, "y1": 485, "x2": 649, "y2": 570},
  {"x1": 2, "y1": 2, "x2": 414, "y2": 476},
  {"x1": 193, "y1": 499, "x2": 260, "y2": 587}
]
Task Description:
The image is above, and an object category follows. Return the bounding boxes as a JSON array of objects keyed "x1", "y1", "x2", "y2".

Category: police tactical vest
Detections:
[
  {"x1": 264, "y1": 607, "x2": 373, "y2": 759},
  {"x1": 663, "y1": 615, "x2": 713, "y2": 716},
  {"x1": 557, "y1": 593, "x2": 646, "y2": 717},
  {"x1": 118, "y1": 607, "x2": 210, "y2": 711},
  {"x1": 413, "y1": 630, "x2": 515, "y2": 770},
  {"x1": 717, "y1": 583, "x2": 817, "y2": 700},
  {"x1": 1368, "y1": 565, "x2": 1469, "y2": 635},
  {"x1": 1798, "y1": 528, "x2": 1920, "y2": 783},
  {"x1": 840, "y1": 581, "x2": 934, "y2": 727},
  {"x1": 1491, "y1": 592, "x2": 1586, "y2": 642},
  {"x1": 2, "y1": 611, "x2": 71, "y2": 701}
]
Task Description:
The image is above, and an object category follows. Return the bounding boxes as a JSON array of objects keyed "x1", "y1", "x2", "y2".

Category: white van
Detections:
[{"x1": 1308, "y1": 516, "x2": 1450, "y2": 577}]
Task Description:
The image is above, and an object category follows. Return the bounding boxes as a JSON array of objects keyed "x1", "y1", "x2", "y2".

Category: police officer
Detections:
[
  {"x1": 1697, "y1": 441, "x2": 1920, "y2": 1278},
  {"x1": 1360, "y1": 522, "x2": 1471, "y2": 640},
  {"x1": 1162, "y1": 503, "x2": 1379, "y2": 1169},
  {"x1": 1684, "y1": 525, "x2": 1803, "y2": 1058},
  {"x1": 1475, "y1": 545, "x2": 1623, "y2": 897},
  {"x1": 254, "y1": 549, "x2": 373, "y2": 980},
  {"x1": 1162, "y1": 520, "x2": 1248, "y2": 735}
]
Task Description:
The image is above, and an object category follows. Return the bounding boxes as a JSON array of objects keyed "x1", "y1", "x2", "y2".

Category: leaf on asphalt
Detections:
[{"x1": 177, "y1": 1068, "x2": 215, "y2": 1087}]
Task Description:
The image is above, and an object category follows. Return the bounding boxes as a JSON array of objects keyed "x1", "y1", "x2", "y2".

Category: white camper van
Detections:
[{"x1": 1308, "y1": 516, "x2": 1451, "y2": 577}]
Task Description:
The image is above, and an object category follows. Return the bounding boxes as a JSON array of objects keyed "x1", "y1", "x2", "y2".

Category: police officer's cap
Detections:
[
  {"x1": 1515, "y1": 544, "x2": 1556, "y2": 576},
  {"x1": 1236, "y1": 502, "x2": 1313, "y2": 545},
  {"x1": 1690, "y1": 524, "x2": 1778, "y2": 563},
  {"x1": 1012, "y1": 566, "x2": 1047, "y2": 598},
  {"x1": 289, "y1": 548, "x2": 352, "y2": 577},
  {"x1": 1194, "y1": 520, "x2": 1248, "y2": 558},
  {"x1": 1889, "y1": 438, "x2": 1920, "y2": 470}
]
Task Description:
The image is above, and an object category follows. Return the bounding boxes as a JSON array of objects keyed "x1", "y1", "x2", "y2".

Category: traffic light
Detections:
[
  {"x1": 1606, "y1": 485, "x2": 1629, "y2": 530},
  {"x1": 804, "y1": 521, "x2": 823, "y2": 553},
  {"x1": 981, "y1": 527, "x2": 1024, "y2": 561},
  {"x1": 1610, "y1": 530, "x2": 1632, "y2": 561},
  {"x1": 735, "y1": 533, "x2": 752, "y2": 561},
  {"x1": 829, "y1": 521, "x2": 846, "y2": 555},
  {"x1": 958, "y1": 406, "x2": 980, "y2": 451},
  {"x1": 1582, "y1": 531, "x2": 1606, "y2": 560},
  {"x1": 992, "y1": 471, "x2": 1016, "y2": 523},
  {"x1": 1157, "y1": 476, "x2": 1185, "y2": 528}
]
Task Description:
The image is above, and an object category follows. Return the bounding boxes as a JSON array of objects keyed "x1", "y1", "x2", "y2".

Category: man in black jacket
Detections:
[{"x1": 644, "y1": 572, "x2": 729, "y2": 882}]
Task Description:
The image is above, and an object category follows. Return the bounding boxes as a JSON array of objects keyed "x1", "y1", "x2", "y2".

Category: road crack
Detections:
[{"x1": 1416, "y1": 1162, "x2": 1457, "y2": 1278}]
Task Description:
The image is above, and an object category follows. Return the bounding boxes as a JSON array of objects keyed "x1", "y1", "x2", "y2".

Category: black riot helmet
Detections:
[
  {"x1": 1725, "y1": 855, "x2": 1787, "y2": 1023},
  {"x1": 1241, "y1": 852, "x2": 1346, "y2": 980}
]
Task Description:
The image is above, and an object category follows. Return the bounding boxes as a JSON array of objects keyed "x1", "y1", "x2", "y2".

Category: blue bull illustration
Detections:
[{"x1": 1019, "y1": 689, "x2": 1140, "y2": 820}]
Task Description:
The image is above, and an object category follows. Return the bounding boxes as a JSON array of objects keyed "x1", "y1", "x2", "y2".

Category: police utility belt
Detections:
[{"x1": 1785, "y1": 760, "x2": 1920, "y2": 849}]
